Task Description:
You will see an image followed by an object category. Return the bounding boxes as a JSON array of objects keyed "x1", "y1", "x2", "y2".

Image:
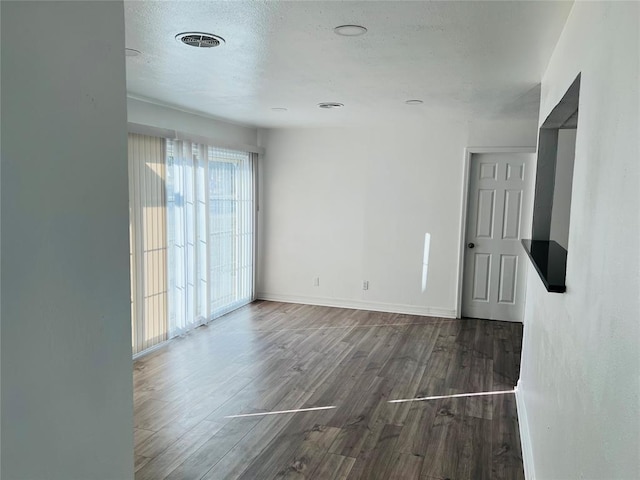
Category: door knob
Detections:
[{"x1": 467, "y1": 243, "x2": 475, "y2": 249}]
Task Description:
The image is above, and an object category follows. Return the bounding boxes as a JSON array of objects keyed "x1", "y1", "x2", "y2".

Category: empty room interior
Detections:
[{"x1": 1, "y1": 1, "x2": 639, "y2": 480}]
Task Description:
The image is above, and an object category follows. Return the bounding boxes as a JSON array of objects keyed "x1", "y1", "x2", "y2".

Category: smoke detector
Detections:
[
  {"x1": 318, "y1": 102, "x2": 344, "y2": 109},
  {"x1": 175, "y1": 32, "x2": 225, "y2": 48},
  {"x1": 405, "y1": 99, "x2": 424, "y2": 105}
]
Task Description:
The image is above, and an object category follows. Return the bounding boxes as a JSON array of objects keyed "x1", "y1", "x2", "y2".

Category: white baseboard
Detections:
[
  {"x1": 256, "y1": 292, "x2": 457, "y2": 319},
  {"x1": 515, "y1": 381, "x2": 536, "y2": 480}
]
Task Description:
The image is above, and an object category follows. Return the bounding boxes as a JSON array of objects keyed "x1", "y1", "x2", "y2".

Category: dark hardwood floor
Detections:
[{"x1": 133, "y1": 301, "x2": 524, "y2": 480}]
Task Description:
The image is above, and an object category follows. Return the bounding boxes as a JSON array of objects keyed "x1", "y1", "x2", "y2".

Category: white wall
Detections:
[
  {"x1": 257, "y1": 116, "x2": 537, "y2": 316},
  {"x1": 518, "y1": 2, "x2": 639, "y2": 479},
  {"x1": 468, "y1": 117, "x2": 539, "y2": 148},
  {"x1": 1, "y1": 2, "x2": 134, "y2": 479},
  {"x1": 127, "y1": 97, "x2": 259, "y2": 152},
  {"x1": 550, "y1": 128, "x2": 577, "y2": 250}
]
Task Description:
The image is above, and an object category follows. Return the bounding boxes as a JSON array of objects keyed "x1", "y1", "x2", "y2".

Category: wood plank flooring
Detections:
[{"x1": 133, "y1": 301, "x2": 524, "y2": 480}]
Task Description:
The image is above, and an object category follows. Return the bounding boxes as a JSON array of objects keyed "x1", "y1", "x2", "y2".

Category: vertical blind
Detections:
[
  {"x1": 166, "y1": 140, "x2": 255, "y2": 336},
  {"x1": 128, "y1": 134, "x2": 256, "y2": 355},
  {"x1": 128, "y1": 134, "x2": 169, "y2": 355}
]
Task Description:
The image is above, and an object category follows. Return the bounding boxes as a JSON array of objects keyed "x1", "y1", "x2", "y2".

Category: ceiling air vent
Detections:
[{"x1": 175, "y1": 32, "x2": 225, "y2": 48}]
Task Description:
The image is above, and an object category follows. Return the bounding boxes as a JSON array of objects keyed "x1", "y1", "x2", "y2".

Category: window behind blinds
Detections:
[
  {"x1": 166, "y1": 140, "x2": 255, "y2": 336},
  {"x1": 128, "y1": 134, "x2": 169, "y2": 355}
]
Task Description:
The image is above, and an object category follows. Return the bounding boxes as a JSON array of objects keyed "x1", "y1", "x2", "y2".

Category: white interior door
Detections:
[{"x1": 462, "y1": 152, "x2": 535, "y2": 322}]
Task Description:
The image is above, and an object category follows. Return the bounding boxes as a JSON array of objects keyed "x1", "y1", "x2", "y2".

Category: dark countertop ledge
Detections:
[{"x1": 521, "y1": 239, "x2": 567, "y2": 293}]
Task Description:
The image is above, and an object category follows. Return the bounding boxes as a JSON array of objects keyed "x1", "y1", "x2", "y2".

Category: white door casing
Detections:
[{"x1": 461, "y1": 152, "x2": 535, "y2": 322}]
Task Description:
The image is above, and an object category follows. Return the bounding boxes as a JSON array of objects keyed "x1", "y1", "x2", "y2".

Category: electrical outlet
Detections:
[
  {"x1": 313, "y1": 277, "x2": 320, "y2": 287},
  {"x1": 362, "y1": 280, "x2": 369, "y2": 290}
]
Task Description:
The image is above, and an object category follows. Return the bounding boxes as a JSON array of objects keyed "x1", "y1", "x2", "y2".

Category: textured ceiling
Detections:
[{"x1": 124, "y1": 1, "x2": 573, "y2": 128}]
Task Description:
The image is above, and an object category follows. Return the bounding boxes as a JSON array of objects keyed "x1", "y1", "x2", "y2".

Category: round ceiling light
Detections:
[
  {"x1": 125, "y1": 48, "x2": 141, "y2": 57},
  {"x1": 175, "y1": 32, "x2": 225, "y2": 48},
  {"x1": 318, "y1": 102, "x2": 344, "y2": 109},
  {"x1": 271, "y1": 107, "x2": 288, "y2": 112},
  {"x1": 405, "y1": 99, "x2": 424, "y2": 105},
  {"x1": 334, "y1": 25, "x2": 368, "y2": 37}
]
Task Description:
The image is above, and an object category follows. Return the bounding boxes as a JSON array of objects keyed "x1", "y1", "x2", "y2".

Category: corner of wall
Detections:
[{"x1": 515, "y1": 380, "x2": 536, "y2": 480}]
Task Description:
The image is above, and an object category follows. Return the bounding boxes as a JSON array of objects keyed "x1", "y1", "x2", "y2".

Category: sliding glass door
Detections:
[
  {"x1": 208, "y1": 149, "x2": 255, "y2": 317},
  {"x1": 128, "y1": 134, "x2": 255, "y2": 355},
  {"x1": 166, "y1": 140, "x2": 255, "y2": 337}
]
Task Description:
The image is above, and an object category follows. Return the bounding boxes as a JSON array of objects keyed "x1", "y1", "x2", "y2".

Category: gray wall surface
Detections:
[{"x1": 1, "y1": 2, "x2": 134, "y2": 478}]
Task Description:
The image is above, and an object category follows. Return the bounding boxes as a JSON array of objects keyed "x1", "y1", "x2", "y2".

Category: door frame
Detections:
[{"x1": 455, "y1": 146, "x2": 536, "y2": 319}]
